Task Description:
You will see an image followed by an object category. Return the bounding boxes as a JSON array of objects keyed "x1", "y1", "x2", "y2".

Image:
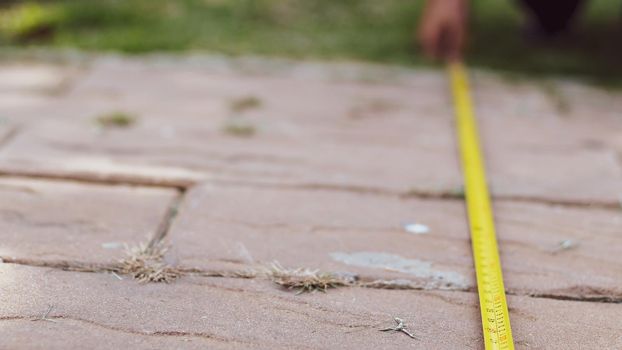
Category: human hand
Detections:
[{"x1": 418, "y1": 0, "x2": 468, "y2": 61}]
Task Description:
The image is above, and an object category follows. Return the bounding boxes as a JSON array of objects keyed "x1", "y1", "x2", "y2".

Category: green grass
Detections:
[
  {"x1": 222, "y1": 119, "x2": 256, "y2": 138},
  {"x1": 230, "y1": 96, "x2": 262, "y2": 113},
  {"x1": 0, "y1": 0, "x2": 620, "y2": 86},
  {"x1": 96, "y1": 111, "x2": 136, "y2": 128}
]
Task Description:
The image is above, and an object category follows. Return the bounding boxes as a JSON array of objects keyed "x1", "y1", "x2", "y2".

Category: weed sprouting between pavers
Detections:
[
  {"x1": 267, "y1": 262, "x2": 353, "y2": 294},
  {"x1": 1, "y1": 241, "x2": 468, "y2": 293},
  {"x1": 116, "y1": 247, "x2": 357, "y2": 291},
  {"x1": 118, "y1": 242, "x2": 180, "y2": 283}
]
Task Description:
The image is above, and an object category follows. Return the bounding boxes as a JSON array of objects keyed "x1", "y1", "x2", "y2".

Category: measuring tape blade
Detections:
[{"x1": 449, "y1": 62, "x2": 514, "y2": 350}]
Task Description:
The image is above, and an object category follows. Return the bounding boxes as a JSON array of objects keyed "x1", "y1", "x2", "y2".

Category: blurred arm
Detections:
[{"x1": 418, "y1": 0, "x2": 468, "y2": 61}]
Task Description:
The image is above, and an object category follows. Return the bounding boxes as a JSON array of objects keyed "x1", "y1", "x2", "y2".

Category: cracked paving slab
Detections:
[
  {"x1": 1, "y1": 264, "x2": 621, "y2": 349},
  {"x1": 0, "y1": 177, "x2": 178, "y2": 263},
  {"x1": 167, "y1": 184, "x2": 622, "y2": 298}
]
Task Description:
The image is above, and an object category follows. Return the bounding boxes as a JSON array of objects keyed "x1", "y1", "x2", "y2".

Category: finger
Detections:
[
  {"x1": 449, "y1": 6, "x2": 468, "y2": 61},
  {"x1": 433, "y1": 25, "x2": 453, "y2": 60},
  {"x1": 420, "y1": 27, "x2": 441, "y2": 60},
  {"x1": 450, "y1": 22, "x2": 466, "y2": 61},
  {"x1": 440, "y1": 24, "x2": 464, "y2": 62},
  {"x1": 418, "y1": 25, "x2": 434, "y2": 58},
  {"x1": 445, "y1": 29, "x2": 463, "y2": 62}
]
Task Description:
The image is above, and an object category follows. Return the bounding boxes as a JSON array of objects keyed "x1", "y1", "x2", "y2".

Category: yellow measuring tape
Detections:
[{"x1": 449, "y1": 62, "x2": 514, "y2": 350}]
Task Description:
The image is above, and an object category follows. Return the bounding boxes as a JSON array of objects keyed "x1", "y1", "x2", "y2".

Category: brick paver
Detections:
[
  {"x1": 167, "y1": 184, "x2": 473, "y2": 289},
  {"x1": 168, "y1": 183, "x2": 622, "y2": 296},
  {"x1": 2, "y1": 264, "x2": 622, "y2": 349},
  {"x1": 0, "y1": 58, "x2": 460, "y2": 194},
  {"x1": 0, "y1": 177, "x2": 178, "y2": 263},
  {"x1": 0, "y1": 55, "x2": 621, "y2": 349}
]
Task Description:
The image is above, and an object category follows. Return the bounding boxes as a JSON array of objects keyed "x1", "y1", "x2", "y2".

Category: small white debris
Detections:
[
  {"x1": 101, "y1": 242, "x2": 123, "y2": 249},
  {"x1": 380, "y1": 317, "x2": 418, "y2": 339},
  {"x1": 403, "y1": 223, "x2": 430, "y2": 235},
  {"x1": 552, "y1": 239, "x2": 578, "y2": 254},
  {"x1": 111, "y1": 271, "x2": 123, "y2": 280},
  {"x1": 32, "y1": 305, "x2": 57, "y2": 323},
  {"x1": 559, "y1": 240, "x2": 574, "y2": 249}
]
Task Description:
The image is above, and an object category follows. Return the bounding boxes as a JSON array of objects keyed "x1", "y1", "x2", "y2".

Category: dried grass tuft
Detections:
[
  {"x1": 119, "y1": 242, "x2": 180, "y2": 283},
  {"x1": 267, "y1": 262, "x2": 351, "y2": 294}
]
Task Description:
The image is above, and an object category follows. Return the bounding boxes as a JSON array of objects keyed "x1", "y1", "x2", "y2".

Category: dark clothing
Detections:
[{"x1": 518, "y1": 0, "x2": 586, "y2": 35}]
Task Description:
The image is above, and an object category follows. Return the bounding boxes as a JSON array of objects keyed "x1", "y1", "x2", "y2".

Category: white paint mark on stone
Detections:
[
  {"x1": 403, "y1": 223, "x2": 430, "y2": 235},
  {"x1": 330, "y1": 251, "x2": 466, "y2": 287}
]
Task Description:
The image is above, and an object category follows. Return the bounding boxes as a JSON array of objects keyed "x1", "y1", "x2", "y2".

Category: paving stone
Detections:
[
  {"x1": 0, "y1": 59, "x2": 460, "y2": 193},
  {"x1": 0, "y1": 264, "x2": 478, "y2": 350},
  {"x1": 3, "y1": 58, "x2": 621, "y2": 203},
  {"x1": 471, "y1": 73, "x2": 622, "y2": 204},
  {"x1": 167, "y1": 183, "x2": 473, "y2": 288},
  {"x1": 487, "y1": 146, "x2": 621, "y2": 204},
  {"x1": 0, "y1": 64, "x2": 76, "y2": 93},
  {"x1": 0, "y1": 319, "x2": 230, "y2": 350},
  {"x1": 0, "y1": 56, "x2": 621, "y2": 349},
  {"x1": 472, "y1": 72, "x2": 622, "y2": 123},
  {"x1": 0, "y1": 63, "x2": 81, "y2": 113},
  {"x1": 0, "y1": 123, "x2": 15, "y2": 143},
  {"x1": 494, "y1": 201, "x2": 622, "y2": 296},
  {"x1": 479, "y1": 109, "x2": 622, "y2": 204},
  {"x1": 0, "y1": 93, "x2": 52, "y2": 112},
  {"x1": 1, "y1": 264, "x2": 621, "y2": 349},
  {"x1": 0, "y1": 177, "x2": 178, "y2": 263},
  {"x1": 0, "y1": 116, "x2": 458, "y2": 193},
  {"x1": 167, "y1": 184, "x2": 622, "y2": 297}
]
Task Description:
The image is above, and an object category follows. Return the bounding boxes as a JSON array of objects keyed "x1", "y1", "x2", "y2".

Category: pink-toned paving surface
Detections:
[{"x1": 0, "y1": 55, "x2": 621, "y2": 349}]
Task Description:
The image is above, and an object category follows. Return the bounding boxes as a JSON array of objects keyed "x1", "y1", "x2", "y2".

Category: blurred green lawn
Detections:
[{"x1": 1, "y1": 0, "x2": 620, "y2": 86}]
